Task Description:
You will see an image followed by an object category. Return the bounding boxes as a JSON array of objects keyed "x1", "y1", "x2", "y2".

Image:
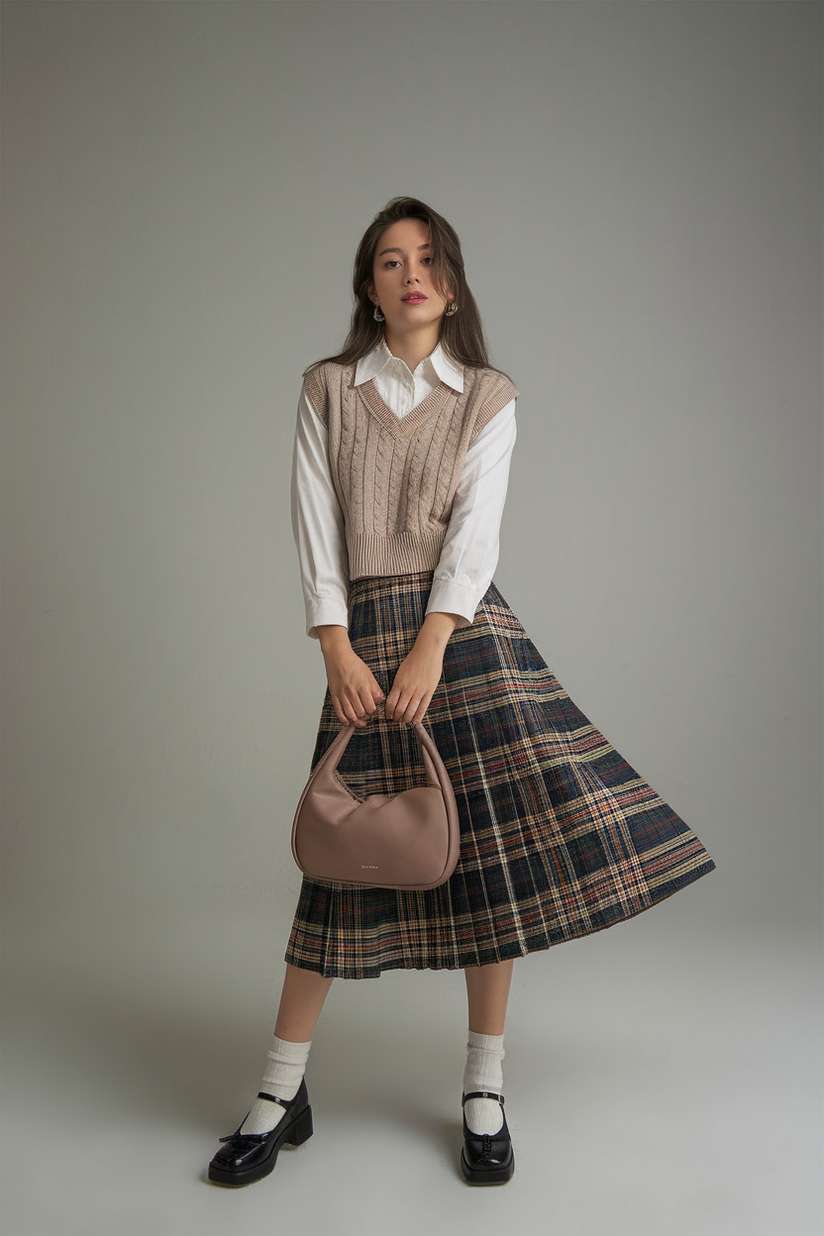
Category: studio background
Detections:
[{"x1": 2, "y1": 3, "x2": 821, "y2": 1235}]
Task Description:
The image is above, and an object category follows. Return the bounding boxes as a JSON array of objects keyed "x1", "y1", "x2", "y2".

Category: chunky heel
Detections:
[{"x1": 285, "y1": 1104, "x2": 314, "y2": 1147}]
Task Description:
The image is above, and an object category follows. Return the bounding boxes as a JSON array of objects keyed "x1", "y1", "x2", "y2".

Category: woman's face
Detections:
[{"x1": 367, "y1": 217, "x2": 452, "y2": 337}]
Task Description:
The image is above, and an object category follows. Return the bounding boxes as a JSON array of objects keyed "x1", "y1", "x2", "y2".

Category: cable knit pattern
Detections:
[{"x1": 303, "y1": 361, "x2": 519, "y2": 581}]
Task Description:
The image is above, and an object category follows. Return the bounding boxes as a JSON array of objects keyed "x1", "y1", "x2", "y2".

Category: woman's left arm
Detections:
[{"x1": 384, "y1": 401, "x2": 517, "y2": 724}]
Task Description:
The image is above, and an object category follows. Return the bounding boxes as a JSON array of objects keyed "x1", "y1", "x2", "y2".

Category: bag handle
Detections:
[
  {"x1": 315, "y1": 701, "x2": 452, "y2": 799},
  {"x1": 312, "y1": 706, "x2": 457, "y2": 800}
]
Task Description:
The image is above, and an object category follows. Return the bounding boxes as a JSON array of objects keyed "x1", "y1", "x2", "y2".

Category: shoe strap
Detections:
[
  {"x1": 462, "y1": 1090, "x2": 504, "y2": 1106},
  {"x1": 256, "y1": 1090, "x2": 292, "y2": 1109},
  {"x1": 217, "y1": 1090, "x2": 296, "y2": 1142}
]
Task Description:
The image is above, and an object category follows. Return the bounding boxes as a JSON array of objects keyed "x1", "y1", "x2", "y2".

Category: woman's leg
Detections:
[
  {"x1": 461, "y1": 959, "x2": 515, "y2": 1160},
  {"x1": 224, "y1": 965, "x2": 332, "y2": 1141},
  {"x1": 464, "y1": 958, "x2": 514, "y2": 1035},
  {"x1": 208, "y1": 964, "x2": 333, "y2": 1185},
  {"x1": 274, "y1": 963, "x2": 334, "y2": 1041}
]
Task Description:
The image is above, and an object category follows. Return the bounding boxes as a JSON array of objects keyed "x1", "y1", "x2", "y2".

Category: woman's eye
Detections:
[{"x1": 421, "y1": 256, "x2": 432, "y2": 265}]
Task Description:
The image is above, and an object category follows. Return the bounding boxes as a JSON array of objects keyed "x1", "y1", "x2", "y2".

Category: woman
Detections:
[{"x1": 207, "y1": 196, "x2": 716, "y2": 1188}]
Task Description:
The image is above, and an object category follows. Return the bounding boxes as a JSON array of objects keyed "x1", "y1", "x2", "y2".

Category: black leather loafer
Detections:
[
  {"x1": 460, "y1": 1090, "x2": 515, "y2": 1185},
  {"x1": 208, "y1": 1078, "x2": 313, "y2": 1187}
]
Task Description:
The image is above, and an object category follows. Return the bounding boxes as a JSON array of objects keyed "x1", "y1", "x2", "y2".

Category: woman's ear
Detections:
[
  {"x1": 436, "y1": 275, "x2": 456, "y2": 305},
  {"x1": 366, "y1": 282, "x2": 378, "y2": 306}
]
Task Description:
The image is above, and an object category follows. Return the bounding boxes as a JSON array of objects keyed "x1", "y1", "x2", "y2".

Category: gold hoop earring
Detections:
[
  {"x1": 444, "y1": 302, "x2": 459, "y2": 317},
  {"x1": 373, "y1": 305, "x2": 385, "y2": 322}
]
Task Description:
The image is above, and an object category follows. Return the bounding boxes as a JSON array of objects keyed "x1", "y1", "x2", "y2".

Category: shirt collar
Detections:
[{"x1": 353, "y1": 339, "x2": 464, "y2": 393}]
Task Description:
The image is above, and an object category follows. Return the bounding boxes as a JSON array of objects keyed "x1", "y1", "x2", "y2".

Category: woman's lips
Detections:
[{"x1": 402, "y1": 295, "x2": 427, "y2": 303}]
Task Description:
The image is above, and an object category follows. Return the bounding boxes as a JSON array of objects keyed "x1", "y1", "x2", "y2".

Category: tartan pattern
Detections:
[{"x1": 285, "y1": 572, "x2": 716, "y2": 979}]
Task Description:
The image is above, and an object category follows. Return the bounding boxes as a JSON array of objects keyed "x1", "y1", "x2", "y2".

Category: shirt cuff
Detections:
[
  {"x1": 306, "y1": 594, "x2": 350, "y2": 640},
  {"x1": 424, "y1": 578, "x2": 480, "y2": 630}
]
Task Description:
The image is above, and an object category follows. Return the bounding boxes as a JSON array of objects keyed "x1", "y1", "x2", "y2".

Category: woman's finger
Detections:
[
  {"x1": 389, "y1": 690, "x2": 420, "y2": 725},
  {"x1": 331, "y1": 696, "x2": 353, "y2": 727},
  {"x1": 332, "y1": 689, "x2": 365, "y2": 728},
  {"x1": 347, "y1": 698, "x2": 369, "y2": 727},
  {"x1": 357, "y1": 686, "x2": 382, "y2": 717},
  {"x1": 405, "y1": 693, "x2": 428, "y2": 724},
  {"x1": 410, "y1": 691, "x2": 433, "y2": 724}
]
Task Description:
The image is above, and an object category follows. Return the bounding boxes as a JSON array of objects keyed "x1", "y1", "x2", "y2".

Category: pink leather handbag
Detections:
[{"x1": 291, "y1": 704, "x2": 460, "y2": 891}]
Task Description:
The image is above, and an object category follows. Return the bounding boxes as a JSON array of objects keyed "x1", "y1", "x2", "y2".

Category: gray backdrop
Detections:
[{"x1": 3, "y1": 4, "x2": 822, "y2": 1236}]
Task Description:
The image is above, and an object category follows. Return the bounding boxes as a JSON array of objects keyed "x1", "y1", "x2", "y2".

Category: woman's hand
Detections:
[
  {"x1": 316, "y1": 625, "x2": 384, "y2": 728},
  {"x1": 385, "y1": 611, "x2": 461, "y2": 724}
]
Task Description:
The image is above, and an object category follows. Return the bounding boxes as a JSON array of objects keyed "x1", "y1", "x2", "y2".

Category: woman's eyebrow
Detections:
[{"x1": 377, "y1": 243, "x2": 432, "y2": 258}]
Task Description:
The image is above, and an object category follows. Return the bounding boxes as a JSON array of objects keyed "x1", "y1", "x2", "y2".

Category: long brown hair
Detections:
[{"x1": 307, "y1": 196, "x2": 501, "y2": 374}]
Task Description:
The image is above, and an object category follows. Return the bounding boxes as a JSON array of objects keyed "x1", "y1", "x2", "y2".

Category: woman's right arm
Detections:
[
  {"x1": 316, "y1": 624, "x2": 385, "y2": 727},
  {"x1": 290, "y1": 382, "x2": 385, "y2": 727}
]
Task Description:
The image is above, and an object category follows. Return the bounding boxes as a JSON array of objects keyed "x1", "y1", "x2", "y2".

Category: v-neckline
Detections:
[{"x1": 358, "y1": 379, "x2": 455, "y2": 439}]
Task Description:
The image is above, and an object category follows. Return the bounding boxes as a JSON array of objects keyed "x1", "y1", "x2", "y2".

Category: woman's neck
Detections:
[{"x1": 383, "y1": 325, "x2": 440, "y2": 373}]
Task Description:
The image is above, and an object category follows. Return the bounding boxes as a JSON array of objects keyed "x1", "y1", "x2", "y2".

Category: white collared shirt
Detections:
[
  {"x1": 353, "y1": 336, "x2": 465, "y2": 417},
  {"x1": 291, "y1": 340, "x2": 517, "y2": 638}
]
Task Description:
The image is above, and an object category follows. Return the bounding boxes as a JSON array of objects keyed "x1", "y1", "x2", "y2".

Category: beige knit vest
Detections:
[{"x1": 304, "y1": 360, "x2": 519, "y2": 581}]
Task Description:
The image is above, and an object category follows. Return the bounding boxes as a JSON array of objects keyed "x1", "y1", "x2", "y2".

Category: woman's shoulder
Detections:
[
  {"x1": 302, "y1": 356, "x2": 351, "y2": 378},
  {"x1": 302, "y1": 357, "x2": 345, "y2": 383},
  {"x1": 301, "y1": 358, "x2": 356, "y2": 408},
  {"x1": 463, "y1": 363, "x2": 519, "y2": 406}
]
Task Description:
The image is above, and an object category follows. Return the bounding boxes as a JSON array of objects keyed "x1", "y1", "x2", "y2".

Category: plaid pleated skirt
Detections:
[{"x1": 285, "y1": 571, "x2": 716, "y2": 979}]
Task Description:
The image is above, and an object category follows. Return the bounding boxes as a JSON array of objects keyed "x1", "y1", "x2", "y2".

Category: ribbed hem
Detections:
[
  {"x1": 467, "y1": 1031, "x2": 505, "y2": 1054},
  {"x1": 348, "y1": 531, "x2": 445, "y2": 579},
  {"x1": 267, "y1": 1035, "x2": 313, "y2": 1064}
]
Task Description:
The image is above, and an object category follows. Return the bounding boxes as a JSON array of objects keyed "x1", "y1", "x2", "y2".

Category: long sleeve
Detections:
[
  {"x1": 290, "y1": 381, "x2": 350, "y2": 639},
  {"x1": 425, "y1": 398, "x2": 517, "y2": 629}
]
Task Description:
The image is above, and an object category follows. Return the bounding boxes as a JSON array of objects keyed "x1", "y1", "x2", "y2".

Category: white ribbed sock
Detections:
[
  {"x1": 462, "y1": 1030, "x2": 505, "y2": 1135},
  {"x1": 238, "y1": 1035, "x2": 312, "y2": 1136}
]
